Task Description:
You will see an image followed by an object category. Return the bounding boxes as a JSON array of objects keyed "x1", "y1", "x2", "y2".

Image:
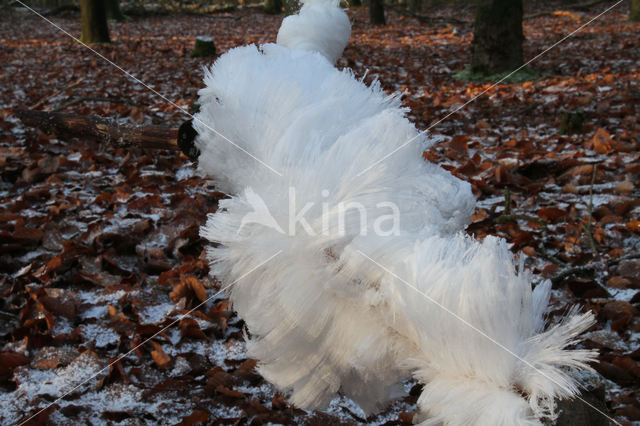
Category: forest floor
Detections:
[{"x1": 0, "y1": 1, "x2": 639, "y2": 425}]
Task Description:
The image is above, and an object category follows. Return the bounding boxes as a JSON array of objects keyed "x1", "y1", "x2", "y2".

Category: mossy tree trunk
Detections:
[
  {"x1": 105, "y1": 0, "x2": 125, "y2": 21},
  {"x1": 470, "y1": 0, "x2": 523, "y2": 75},
  {"x1": 81, "y1": 0, "x2": 110, "y2": 44},
  {"x1": 369, "y1": 0, "x2": 385, "y2": 25},
  {"x1": 264, "y1": 0, "x2": 282, "y2": 14},
  {"x1": 631, "y1": 0, "x2": 640, "y2": 21}
]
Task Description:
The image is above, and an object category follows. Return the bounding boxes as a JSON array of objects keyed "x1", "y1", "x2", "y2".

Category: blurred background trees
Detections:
[
  {"x1": 15, "y1": 0, "x2": 635, "y2": 23},
  {"x1": 631, "y1": 0, "x2": 639, "y2": 21},
  {"x1": 12, "y1": 0, "x2": 637, "y2": 62},
  {"x1": 369, "y1": 0, "x2": 385, "y2": 24},
  {"x1": 80, "y1": 0, "x2": 110, "y2": 43},
  {"x1": 470, "y1": 0, "x2": 523, "y2": 75}
]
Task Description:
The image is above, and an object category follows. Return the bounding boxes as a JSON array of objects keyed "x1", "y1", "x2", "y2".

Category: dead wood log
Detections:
[{"x1": 13, "y1": 109, "x2": 200, "y2": 161}]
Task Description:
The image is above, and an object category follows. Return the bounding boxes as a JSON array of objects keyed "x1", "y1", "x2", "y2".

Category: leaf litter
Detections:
[{"x1": 0, "y1": 2, "x2": 639, "y2": 424}]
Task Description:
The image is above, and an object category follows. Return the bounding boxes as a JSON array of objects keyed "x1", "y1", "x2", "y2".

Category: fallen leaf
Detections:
[
  {"x1": 590, "y1": 128, "x2": 613, "y2": 154},
  {"x1": 150, "y1": 341, "x2": 171, "y2": 369},
  {"x1": 537, "y1": 206, "x2": 566, "y2": 222},
  {"x1": 627, "y1": 220, "x2": 640, "y2": 233},
  {"x1": 215, "y1": 384, "x2": 245, "y2": 398},
  {"x1": 185, "y1": 276, "x2": 207, "y2": 303},
  {"x1": 607, "y1": 276, "x2": 631, "y2": 289},
  {"x1": 614, "y1": 181, "x2": 634, "y2": 194},
  {"x1": 177, "y1": 409, "x2": 210, "y2": 425},
  {"x1": 0, "y1": 351, "x2": 29, "y2": 375}
]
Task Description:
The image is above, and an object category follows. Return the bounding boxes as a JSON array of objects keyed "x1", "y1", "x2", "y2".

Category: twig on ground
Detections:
[
  {"x1": 29, "y1": 77, "x2": 84, "y2": 109},
  {"x1": 339, "y1": 405, "x2": 368, "y2": 423},
  {"x1": 550, "y1": 264, "x2": 610, "y2": 298},
  {"x1": 504, "y1": 187, "x2": 511, "y2": 215},
  {"x1": 582, "y1": 164, "x2": 598, "y2": 255},
  {"x1": 607, "y1": 251, "x2": 640, "y2": 266},
  {"x1": 0, "y1": 310, "x2": 17, "y2": 320},
  {"x1": 550, "y1": 265, "x2": 595, "y2": 286}
]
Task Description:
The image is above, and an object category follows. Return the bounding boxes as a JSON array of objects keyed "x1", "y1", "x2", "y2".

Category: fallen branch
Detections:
[
  {"x1": 15, "y1": 109, "x2": 201, "y2": 160},
  {"x1": 550, "y1": 265, "x2": 595, "y2": 286},
  {"x1": 14, "y1": 109, "x2": 179, "y2": 151},
  {"x1": 29, "y1": 78, "x2": 84, "y2": 110},
  {"x1": 582, "y1": 164, "x2": 598, "y2": 255}
]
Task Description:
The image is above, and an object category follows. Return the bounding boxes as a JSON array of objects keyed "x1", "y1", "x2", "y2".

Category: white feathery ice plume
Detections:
[
  {"x1": 193, "y1": 1, "x2": 597, "y2": 424},
  {"x1": 276, "y1": 0, "x2": 351, "y2": 64}
]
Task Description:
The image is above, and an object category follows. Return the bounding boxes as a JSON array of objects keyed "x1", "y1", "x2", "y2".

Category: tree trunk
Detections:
[
  {"x1": 105, "y1": 0, "x2": 125, "y2": 21},
  {"x1": 80, "y1": 0, "x2": 110, "y2": 44},
  {"x1": 369, "y1": 0, "x2": 385, "y2": 25},
  {"x1": 631, "y1": 0, "x2": 640, "y2": 21},
  {"x1": 283, "y1": 0, "x2": 300, "y2": 15},
  {"x1": 470, "y1": 0, "x2": 523, "y2": 75},
  {"x1": 350, "y1": 0, "x2": 362, "y2": 6},
  {"x1": 264, "y1": 0, "x2": 282, "y2": 14}
]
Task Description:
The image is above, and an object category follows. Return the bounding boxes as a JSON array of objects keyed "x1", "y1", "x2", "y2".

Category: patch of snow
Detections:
[
  {"x1": 476, "y1": 195, "x2": 505, "y2": 209},
  {"x1": 169, "y1": 356, "x2": 192, "y2": 377},
  {"x1": 208, "y1": 404, "x2": 244, "y2": 419},
  {"x1": 176, "y1": 165, "x2": 196, "y2": 181},
  {"x1": 235, "y1": 382, "x2": 275, "y2": 400},
  {"x1": 207, "y1": 339, "x2": 247, "y2": 367},
  {"x1": 18, "y1": 249, "x2": 50, "y2": 263},
  {"x1": 80, "y1": 304, "x2": 109, "y2": 320},
  {"x1": 66, "y1": 152, "x2": 82, "y2": 162},
  {"x1": 583, "y1": 329, "x2": 628, "y2": 351},
  {"x1": 138, "y1": 302, "x2": 173, "y2": 325},
  {"x1": 53, "y1": 317, "x2": 75, "y2": 336},
  {"x1": 6, "y1": 352, "x2": 104, "y2": 410},
  {"x1": 608, "y1": 288, "x2": 638, "y2": 303},
  {"x1": 78, "y1": 289, "x2": 135, "y2": 305},
  {"x1": 328, "y1": 395, "x2": 367, "y2": 420},
  {"x1": 81, "y1": 323, "x2": 120, "y2": 348}
]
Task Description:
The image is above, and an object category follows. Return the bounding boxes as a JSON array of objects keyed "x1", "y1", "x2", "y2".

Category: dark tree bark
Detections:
[
  {"x1": 369, "y1": 0, "x2": 385, "y2": 25},
  {"x1": 105, "y1": 0, "x2": 125, "y2": 21},
  {"x1": 350, "y1": 0, "x2": 362, "y2": 7},
  {"x1": 631, "y1": 0, "x2": 640, "y2": 21},
  {"x1": 80, "y1": 0, "x2": 110, "y2": 44},
  {"x1": 264, "y1": 0, "x2": 282, "y2": 14},
  {"x1": 470, "y1": 0, "x2": 523, "y2": 75}
]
